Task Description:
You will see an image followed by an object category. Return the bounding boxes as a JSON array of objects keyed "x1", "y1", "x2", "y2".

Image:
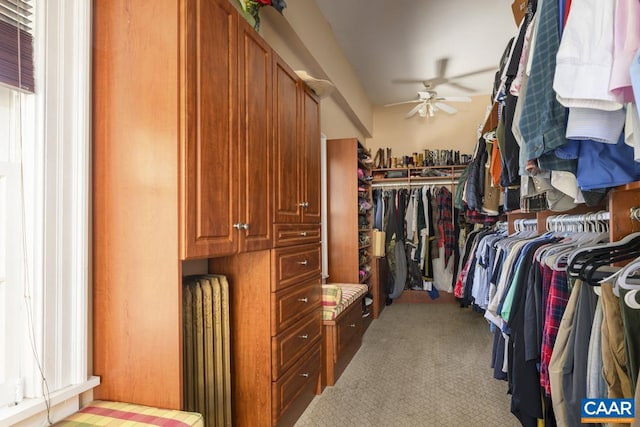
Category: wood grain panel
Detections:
[
  {"x1": 271, "y1": 344, "x2": 321, "y2": 425},
  {"x1": 326, "y1": 139, "x2": 360, "y2": 283},
  {"x1": 301, "y1": 87, "x2": 321, "y2": 224},
  {"x1": 271, "y1": 311, "x2": 321, "y2": 380},
  {"x1": 238, "y1": 17, "x2": 272, "y2": 252},
  {"x1": 92, "y1": 0, "x2": 181, "y2": 409},
  {"x1": 272, "y1": 223, "x2": 321, "y2": 247},
  {"x1": 272, "y1": 243, "x2": 321, "y2": 291},
  {"x1": 273, "y1": 54, "x2": 301, "y2": 224},
  {"x1": 271, "y1": 277, "x2": 321, "y2": 335},
  {"x1": 182, "y1": 0, "x2": 238, "y2": 259},
  {"x1": 209, "y1": 250, "x2": 273, "y2": 427}
]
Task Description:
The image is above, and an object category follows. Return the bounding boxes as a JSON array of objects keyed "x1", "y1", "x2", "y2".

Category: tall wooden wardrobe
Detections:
[{"x1": 92, "y1": 0, "x2": 321, "y2": 426}]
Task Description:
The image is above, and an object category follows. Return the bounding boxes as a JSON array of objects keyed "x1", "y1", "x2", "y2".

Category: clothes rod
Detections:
[
  {"x1": 371, "y1": 180, "x2": 454, "y2": 188},
  {"x1": 545, "y1": 211, "x2": 610, "y2": 224},
  {"x1": 544, "y1": 211, "x2": 609, "y2": 232}
]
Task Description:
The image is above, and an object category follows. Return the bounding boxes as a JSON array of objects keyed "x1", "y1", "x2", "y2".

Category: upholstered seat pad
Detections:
[
  {"x1": 54, "y1": 400, "x2": 204, "y2": 426},
  {"x1": 322, "y1": 283, "x2": 368, "y2": 321}
]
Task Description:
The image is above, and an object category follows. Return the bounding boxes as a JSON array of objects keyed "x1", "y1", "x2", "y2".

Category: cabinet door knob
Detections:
[
  {"x1": 297, "y1": 297, "x2": 308, "y2": 303},
  {"x1": 300, "y1": 231, "x2": 308, "y2": 237},
  {"x1": 298, "y1": 373, "x2": 309, "y2": 378},
  {"x1": 349, "y1": 323, "x2": 356, "y2": 328},
  {"x1": 242, "y1": 223, "x2": 250, "y2": 230},
  {"x1": 297, "y1": 260, "x2": 308, "y2": 266},
  {"x1": 298, "y1": 201, "x2": 309, "y2": 208},
  {"x1": 304, "y1": 202, "x2": 309, "y2": 208},
  {"x1": 233, "y1": 223, "x2": 243, "y2": 229},
  {"x1": 298, "y1": 334, "x2": 309, "y2": 339}
]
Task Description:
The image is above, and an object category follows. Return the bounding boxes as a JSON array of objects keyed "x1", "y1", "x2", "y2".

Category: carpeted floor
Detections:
[{"x1": 295, "y1": 302, "x2": 521, "y2": 427}]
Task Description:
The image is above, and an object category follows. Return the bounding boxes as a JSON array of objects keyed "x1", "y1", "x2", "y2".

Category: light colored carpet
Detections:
[{"x1": 295, "y1": 302, "x2": 521, "y2": 427}]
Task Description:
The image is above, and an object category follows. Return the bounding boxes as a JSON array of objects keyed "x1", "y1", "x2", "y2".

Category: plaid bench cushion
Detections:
[
  {"x1": 54, "y1": 400, "x2": 204, "y2": 426},
  {"x1": 322, "y1": 283, "x2": 368, "y2": 321}
]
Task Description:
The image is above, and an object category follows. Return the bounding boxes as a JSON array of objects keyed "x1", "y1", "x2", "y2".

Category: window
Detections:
[
  {"x1": 0, "y1": 86, "x2": 25, "y2": 408},
  {"x1": 0, "y1": 1, "x2": 95, "y2": 424}
]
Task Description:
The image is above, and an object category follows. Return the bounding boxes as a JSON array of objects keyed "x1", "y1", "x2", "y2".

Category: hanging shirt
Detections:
[
  {"x1": 519, "y1": 0, "x2": 570, "y2": 163},
  {"x1": 609, "y1": 0, "x2": 640, "y2": 103},
  {"x1": 554, "y1": 0, "x2": 622, "y2": 111}
]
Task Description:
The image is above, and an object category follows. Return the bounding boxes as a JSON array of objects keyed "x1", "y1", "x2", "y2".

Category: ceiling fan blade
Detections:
[
  {"x1": 450, "y1": 65, "x2": 497, "y2": 79},
  {"x1": 434, "y1": 102, "x2": 457, "y2": 114},
  {"x1": 437, "y1": 96, "x2": 472, "y2": 102},
  {"x1": 435, "y1": 57, "x2": 449, "y2": 78},
  {"x1": 383, "y1": 99, "x2": 422, "y2": 107},
  {"x1": 445, "y1": 81, "x2": 477, "y2": 93},
  {"x1": 405, "y1": 103, "x2": 424, "y2": 118}
]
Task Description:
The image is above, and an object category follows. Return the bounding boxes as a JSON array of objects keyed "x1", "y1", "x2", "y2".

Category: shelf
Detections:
[
  {"x1": 359, "y1": 244, "x2": 371, "y2": 250},
  {"x1": 358, "y1": 228, "x2": 371, "y2": 232}
]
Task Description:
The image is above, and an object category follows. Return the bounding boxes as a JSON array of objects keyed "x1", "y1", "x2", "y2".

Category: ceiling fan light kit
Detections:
[{"x1": 386, "y1": 86, "x2": 472, "y2": 119}]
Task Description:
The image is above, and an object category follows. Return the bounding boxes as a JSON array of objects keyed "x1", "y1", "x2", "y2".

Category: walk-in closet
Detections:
[{"x1": 19, "y1": 0, "x2": 640, "y2": 426}]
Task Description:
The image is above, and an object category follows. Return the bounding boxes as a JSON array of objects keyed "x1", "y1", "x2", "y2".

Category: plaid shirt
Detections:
[
  {"x1": 436, "y1": 187, "x2": 455, "y2": 267},
  {"x1": 464, "y1": 206, "x2": 500, "y2": 226},
  {"x1": 540, "y1": 266, "x2": 570, "y2": 396}
]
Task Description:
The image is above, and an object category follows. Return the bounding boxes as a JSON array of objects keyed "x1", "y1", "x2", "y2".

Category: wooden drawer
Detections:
[
  {"x1": 272, "y1": 278, "x2": 321, "y2": 335},
  {"x1": 272, "y1": 343, "x2": 321, "y2": 424},
  {"x1": 271, "y1": 309, "x2": 321, "y2": 380},
  {"x1": 273, "y1": 224, "x2": 321, "y2": 247},
  {"x1": 336, "y1": 299, "x2": 364, "y2": 359},
  {"x1": 271, "y1": 243, "x2": 321, "y2": 291}
]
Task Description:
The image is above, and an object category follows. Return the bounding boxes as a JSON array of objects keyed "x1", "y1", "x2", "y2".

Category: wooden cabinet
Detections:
[
  {"x1": 273, "y1": 55, "x2": 321, "y2": 225},
  {"x1": 181, "y1": 0, "x2": 239, "y2": 259},
  {"x1": 326, "y1": 139, "x2": 373, "y2": 315},
  {"x1": 93, "y1": 0, "x2": 320, "y2": 419},
  {"x1": 300, "y1": 87, "x2": 322, "y2": 224},
  {"x1": 182, "y1": 3, "x2": 273, "y2": 259},
  {"x1": 209, "y1": 246, "x2": 322, "y2": 427}
]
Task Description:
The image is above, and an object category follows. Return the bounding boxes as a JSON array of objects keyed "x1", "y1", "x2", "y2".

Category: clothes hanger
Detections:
[
  {"x1": 567, "y1": 232, "x2": 640, "y2": 284},
  {"x1": 613, "y1": 258, "x2": 640, "y2": 304}
]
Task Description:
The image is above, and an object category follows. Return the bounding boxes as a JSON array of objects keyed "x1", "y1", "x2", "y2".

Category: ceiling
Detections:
[{"x1": 314, "y1": 0, "x2": 518, "y2": 107}]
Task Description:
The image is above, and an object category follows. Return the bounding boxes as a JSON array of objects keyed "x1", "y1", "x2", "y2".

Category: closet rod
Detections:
[
  {"x1": 371, "y1": 180, "x2": 454, "y2": 188},
  {"x1": 546, "y1": 211, "x2": 610, "y2": 224},
  {"x1": 545, "y1": 211, "x2": 609, "y2": 232}
]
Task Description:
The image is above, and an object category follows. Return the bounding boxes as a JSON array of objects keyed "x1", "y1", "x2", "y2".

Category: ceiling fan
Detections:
[
  {"x1": 394, "y1": 57, "x2": 498, "y2": 93},
  {"x1": 383, "y1": 88, "x2": 471, "y2": 119}
]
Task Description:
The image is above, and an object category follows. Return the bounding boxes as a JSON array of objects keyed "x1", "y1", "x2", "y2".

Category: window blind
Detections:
[{"x1": 0, "y1": 0, "x2": 33, "y2": 92}]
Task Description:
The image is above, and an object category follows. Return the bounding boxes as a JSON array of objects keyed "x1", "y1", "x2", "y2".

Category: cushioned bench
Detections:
[
  {"x1": 321, "y1": 283, "x2": 369, "y2": 388},
  {"x1": 53, "y1": 400, "x2": 203, "y2": 426}
]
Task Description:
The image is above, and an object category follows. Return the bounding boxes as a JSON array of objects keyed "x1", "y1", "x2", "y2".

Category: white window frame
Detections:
[{"x1": 0, "y1": 1, "x2": 99, "y2": 425}]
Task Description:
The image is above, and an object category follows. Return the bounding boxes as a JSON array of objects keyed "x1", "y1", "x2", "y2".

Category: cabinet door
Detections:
[
  {"x1": 238, "y1": 18, "x2": 272, "y2": 252},
  {"x1": 182, "y1": 0, "x2": 238, "y2": 259},
  {"x1": 272, "y1": 54, "x2": 302, "y2": 224},
  {"x1": 301, "y1": 87, "x2": 321, "y2": 224}
]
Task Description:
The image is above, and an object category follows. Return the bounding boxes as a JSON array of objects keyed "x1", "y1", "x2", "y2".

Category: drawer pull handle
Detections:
[
  {"x1": 298, "y1": 260, "x2": 308, "y2": 266},
  {"x1": 297, "y1": 297, "x2": 308, "y2": 303},
  {"x1": 298, "y1": 334, "x2": 309, "y2": 339},
  {"x1": 298, "y1": 373, "x2": 309, "y2": 378},
  {"x1": 349, "y1": 323, "x2": 357, "y2": 328},
  {"x1": 300, "y1": 231, "x2": 308, "y2": 236}
]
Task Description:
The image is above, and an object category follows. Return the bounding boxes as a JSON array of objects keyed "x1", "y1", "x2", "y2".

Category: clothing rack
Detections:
[
  {"x1": 513, "y1": 218, "x2": 537, "y2": 232},
  {"x1": 544, "y1": 211, "x2": 610, "y2": 232},
  {"x1": 371, "y1": 180, "x2": 455, "y2": 189}
]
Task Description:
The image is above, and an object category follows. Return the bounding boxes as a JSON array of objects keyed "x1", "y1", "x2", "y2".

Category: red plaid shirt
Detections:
[
  {"x1": 436, "y1": 187, "x2": 455, "y2": 266},
  {"x1": 540, "y1": 266, "x2": 570, "y2": 395}
]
